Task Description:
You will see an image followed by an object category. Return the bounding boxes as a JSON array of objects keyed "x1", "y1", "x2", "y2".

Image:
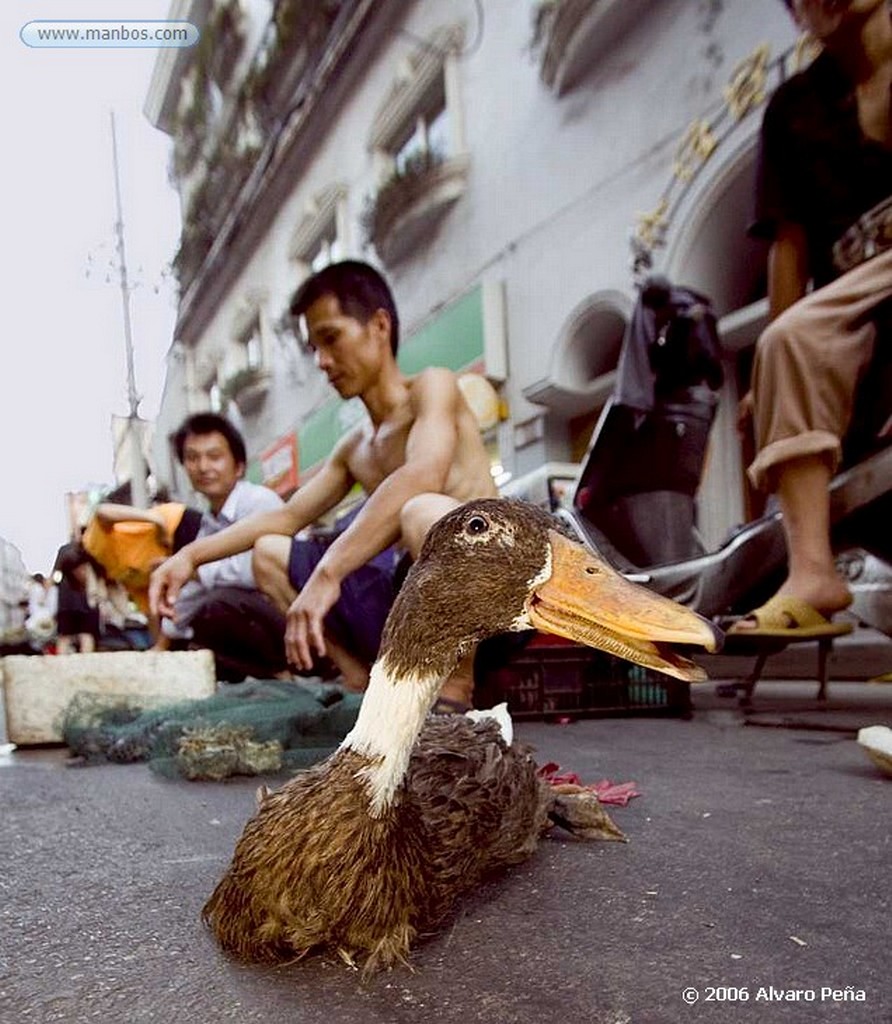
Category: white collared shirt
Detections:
[{"x1": 171, "y1": 479, "x2": 284, "y2": 632}]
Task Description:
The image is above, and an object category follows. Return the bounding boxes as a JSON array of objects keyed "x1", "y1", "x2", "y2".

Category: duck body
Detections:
[
  {"x1": 203, "y1": 715, "x2": 550, "y2": 968},
  {"x1": 202, "y1": 499, "x2": 721, "y2": 970}
]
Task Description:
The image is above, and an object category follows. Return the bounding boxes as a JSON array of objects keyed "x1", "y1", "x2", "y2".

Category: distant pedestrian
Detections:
[
  {"x1": 53, "y1": 543, "x2": 100, "y2": 654},
  {"x1": 25, "y1": 572, "x2": 57, "y2": 647}
]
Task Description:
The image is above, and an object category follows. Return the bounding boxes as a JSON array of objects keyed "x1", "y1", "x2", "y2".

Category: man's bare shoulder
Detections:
[
  {"x1": 407, "y1": 366, "x2": 460, "y2": 404},
  {"x1": 412, "y1": 365, "x2": 458, "y2": 385}
]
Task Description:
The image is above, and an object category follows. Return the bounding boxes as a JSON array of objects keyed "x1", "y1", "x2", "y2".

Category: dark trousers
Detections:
[{"x1": 186, "y1": 586, "x2": 288, "y2": 682}]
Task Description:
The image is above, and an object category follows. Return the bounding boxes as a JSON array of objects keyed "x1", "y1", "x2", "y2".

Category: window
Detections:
[
  {"x1": 308, "y1": 220, "x2": 343, "y2": 272},
  {"x1": 241, "y1": 317, "x2": 264, "y2": 371},
  {"x1": 289, "y1": 183, "x2": 349, "y2": 271},
  {"x1": 392, "y1": 80, "x2": 449, "y2": 172},
  {"x1": 363, "y1": 25, "x2": 468, "y2": 263},
  {"x1": 367, "y1": 24, "x2": 465, "y2": 172}
]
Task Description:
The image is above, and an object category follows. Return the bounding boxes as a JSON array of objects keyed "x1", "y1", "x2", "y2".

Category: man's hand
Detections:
[
  {"x1": 149, "y1": 549, "x2": 197, "y2": 619},
  {"x1": 285, "y1": 568, "x2": 341, "y2": 671}
]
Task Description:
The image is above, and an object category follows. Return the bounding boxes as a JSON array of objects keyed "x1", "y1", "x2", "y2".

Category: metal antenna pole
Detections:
[{"x1": 110, "y1": 110, "x2": 148, "y2": 508}]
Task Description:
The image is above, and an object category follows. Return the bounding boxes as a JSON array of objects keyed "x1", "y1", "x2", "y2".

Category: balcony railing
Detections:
[
  {"x1": 220, "y1": 366, "x2": 271, "y2": 416},
  {"x1": 362, "y1": 151, "x2": 469, "y2": 265},
  {"x1": 244, "y1": 0, "x2": 344, "y2": 124},
  {"x1": 533, "y1": 0, "x2": 645, "y2": 95}
]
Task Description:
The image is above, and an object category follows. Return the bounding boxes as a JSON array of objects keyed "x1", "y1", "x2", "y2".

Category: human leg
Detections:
[
  {"x1": 187, "y1": 586, "x2": 289, "y2": 681},
  {"x1": 56, "y1": 634, "x2": 76, "y2": 655},
  {"x1": 400, "y1": 493, "x2": 461, "y2": 558},
  {"x1": 400, "y1": 494, "x2": 475, "y2": 709},
  {"x1": 252, "y1": 534, "x2": 296, "y2": 612},
  {"x1": 734, "y1": 253, "x2": 892, "y2": 631},
  {"x1": 277, "y1": 534, "x2": 382, "y2": 691},
  {"x1": 775, "y1": 454, "x2": 852, "y2": 613}
]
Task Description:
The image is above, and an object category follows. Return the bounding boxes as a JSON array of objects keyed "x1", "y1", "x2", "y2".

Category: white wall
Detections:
[{"x1": 161, "y1": 0, "x2": 799, "y2": 537}]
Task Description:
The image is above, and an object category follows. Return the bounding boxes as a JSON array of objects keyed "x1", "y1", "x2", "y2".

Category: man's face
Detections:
[
  {"x1": 181, "y1": 430, "x2": 243, "y2": 510},
  {"x1": 302, "y1": 293, "x2": 390, "y2": 399}
]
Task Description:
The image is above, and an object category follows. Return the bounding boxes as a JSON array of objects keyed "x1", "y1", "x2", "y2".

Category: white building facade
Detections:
[{"x1": 146, "y1": 0, "x2": 801, "y2": 545}]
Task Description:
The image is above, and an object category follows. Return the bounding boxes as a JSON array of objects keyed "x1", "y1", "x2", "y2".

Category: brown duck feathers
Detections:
[
  {"x1": 203, "y1": 716, "x2": 559, "y2": 968},
  {"x1": 201, "y1": 499, "x2": 720, "y2": 971}
]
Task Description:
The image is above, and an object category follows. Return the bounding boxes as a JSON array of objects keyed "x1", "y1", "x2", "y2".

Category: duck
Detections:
[{"x1": 202, "y1": 498, "x2": 720, "y2": 970}]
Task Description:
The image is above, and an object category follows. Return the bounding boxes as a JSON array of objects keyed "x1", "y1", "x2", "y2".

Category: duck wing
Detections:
[{"x1": 404, "y1": 716, "x2": 550, "y2": 923}]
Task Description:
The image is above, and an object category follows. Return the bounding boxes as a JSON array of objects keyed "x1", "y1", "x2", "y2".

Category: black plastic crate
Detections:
[{"x1": 476, "y1": 637, "x2": 691, "y2": 720}]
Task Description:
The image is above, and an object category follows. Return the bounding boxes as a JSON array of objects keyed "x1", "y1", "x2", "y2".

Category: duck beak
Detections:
[{"x1": 526, "y1": 531, "x2": 722, "y2": 682}]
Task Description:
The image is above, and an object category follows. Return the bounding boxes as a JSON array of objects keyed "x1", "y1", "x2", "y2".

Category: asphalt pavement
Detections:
[{"x1": 1, "y1": 667, "x2": 891, "y2": 1024}]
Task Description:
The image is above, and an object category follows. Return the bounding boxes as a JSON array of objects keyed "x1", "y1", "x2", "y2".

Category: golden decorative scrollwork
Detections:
[
  {"x1": 672, "y1": 119, "x2": 718, "y2": 183},
  {"x1": 634, "y1": 197, "x2": 669, "y2": 250},
  {"x1": 792, "y1": 32, "x2": 822, "y2": 72},
  {"x1": 723, "y1": 42, "x2": 771, "y2": 121}
]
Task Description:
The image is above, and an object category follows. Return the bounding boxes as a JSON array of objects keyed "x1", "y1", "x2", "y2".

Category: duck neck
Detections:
[{"x1": 340, "y1": 655, "x2": 445, "y2": 817}]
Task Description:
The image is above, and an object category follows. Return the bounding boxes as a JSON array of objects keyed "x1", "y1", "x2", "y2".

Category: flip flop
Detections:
[{"x1": 727, "y1": 595, "x2": 853, "y2": 639}]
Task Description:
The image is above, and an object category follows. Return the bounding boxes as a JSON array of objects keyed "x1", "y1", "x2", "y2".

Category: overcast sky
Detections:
[{"x1": 2, "y1": 2, "x2": 182, "y2": 573}]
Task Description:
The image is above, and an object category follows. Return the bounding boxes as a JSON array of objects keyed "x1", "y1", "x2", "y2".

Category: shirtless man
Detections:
[{"x1": 150, "y1": 260, "x2": 496, "y2": 703}]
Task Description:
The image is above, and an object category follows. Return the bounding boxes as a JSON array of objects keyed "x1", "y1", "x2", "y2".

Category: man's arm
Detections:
[
  {"x1": 320, "y1": 367, "x2": 459, "y2": 581},
  {"x1": 149, "y1": 455, "x2": 354, "y2": 618},
  {"x1": 767, "y1": 221, "x2": 810, "y2": 319},
  {"x1": 739, "y1": 221, "x2": 811, "y2": 431},
  {"x1": 284, "y1": 368, "x2": 461, "y2": 669},
  {"x1": 95, "y1": 502, "x2": 164, "y2": 526}
]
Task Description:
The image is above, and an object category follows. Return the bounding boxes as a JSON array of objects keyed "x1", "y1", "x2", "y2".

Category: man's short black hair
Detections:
[
  {"x1": 173, "y1": 413, "x2": 247, "y2": 466},
  {"x1": 290, "y1": 260, "x2": 400, "y2": 355}
]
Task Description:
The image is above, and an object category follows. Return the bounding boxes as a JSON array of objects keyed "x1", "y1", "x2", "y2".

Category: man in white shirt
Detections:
[{"x1": 164, "y1": 413, "x2": 289, "y2": 681}]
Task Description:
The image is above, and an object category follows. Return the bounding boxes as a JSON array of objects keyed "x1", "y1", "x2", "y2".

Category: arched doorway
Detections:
[{"x1": 523, "y1": 289, "x2": 631, "y2": 461}]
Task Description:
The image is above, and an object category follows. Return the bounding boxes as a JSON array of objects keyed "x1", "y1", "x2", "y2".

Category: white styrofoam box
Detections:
[{"x1": 1, "y1": 649, "x2": 216, "y2": 745}]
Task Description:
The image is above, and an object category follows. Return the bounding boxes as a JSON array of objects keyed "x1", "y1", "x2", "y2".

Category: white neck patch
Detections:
[
  {"x1": 341, "y1": 657, "x2": 443, "y2": 816},
  {"x1": 507, "y1": 543, "x2": 552, "y2": 632}
]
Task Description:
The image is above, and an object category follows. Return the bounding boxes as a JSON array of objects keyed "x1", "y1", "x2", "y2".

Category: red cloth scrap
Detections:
[{"x1": 537, "y1": 762, "x2": 642, "y2": 805}]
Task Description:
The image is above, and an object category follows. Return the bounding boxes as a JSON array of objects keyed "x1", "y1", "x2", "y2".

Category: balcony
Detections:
[
  {"x1": 244, "y1": 0, "x2": 343, "y2": 124},
  {"x1": 207, "y1": 0, "x2": 247, "y2": 90},
  {"x1": 362, "y1": 151, "x2": 469, "y2": 266},
  {"x1": 221, "y1": 366, "x2": 271, "y2": 416},
  {"x1": 533, "y1": 0, "x2": 645, "y2": 95}
]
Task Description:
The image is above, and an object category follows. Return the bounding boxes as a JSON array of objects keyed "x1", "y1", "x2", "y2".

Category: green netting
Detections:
[{"x1": 60, "y1": 679, "x2": 362, "y2": 780}]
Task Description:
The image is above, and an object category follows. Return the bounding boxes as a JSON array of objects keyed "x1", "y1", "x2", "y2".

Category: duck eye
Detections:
[{"x1": 466, "y1": 515, "x2": 489, "y2": 535}]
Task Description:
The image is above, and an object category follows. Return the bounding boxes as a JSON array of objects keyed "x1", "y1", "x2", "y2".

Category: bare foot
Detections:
[{"x1": 324, "y1": 637, "x2": 370, "y2": 692}]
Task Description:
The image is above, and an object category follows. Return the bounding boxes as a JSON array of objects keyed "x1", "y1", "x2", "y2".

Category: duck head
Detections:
[
  {"x1": 344, "y1": 498, "x2": 720, "y2": 815},
  {"x1": 381, "y1": 498, "x2": 721, "y2": 682}
]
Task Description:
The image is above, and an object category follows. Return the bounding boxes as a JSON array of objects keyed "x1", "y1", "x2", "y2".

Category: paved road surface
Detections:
[{"x1": 1, "y1": 679, "x2": 891, "y2": 1024}]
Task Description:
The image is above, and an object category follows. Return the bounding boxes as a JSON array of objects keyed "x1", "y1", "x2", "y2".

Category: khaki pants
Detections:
[{"x1": 749, "y1": 246, "x2": 892, "y2": 492}]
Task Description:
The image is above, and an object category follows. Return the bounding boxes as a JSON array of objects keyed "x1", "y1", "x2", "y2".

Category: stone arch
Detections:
[
  {"x1": 551, "y1": 288, "x2": 631, "y2": 396},
  {"x1": 661, "y1": 131, "x2": 771, "y2": 545},
  {"x1": 664, "y1": 133, "x2": 769, "y2": 316}
]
